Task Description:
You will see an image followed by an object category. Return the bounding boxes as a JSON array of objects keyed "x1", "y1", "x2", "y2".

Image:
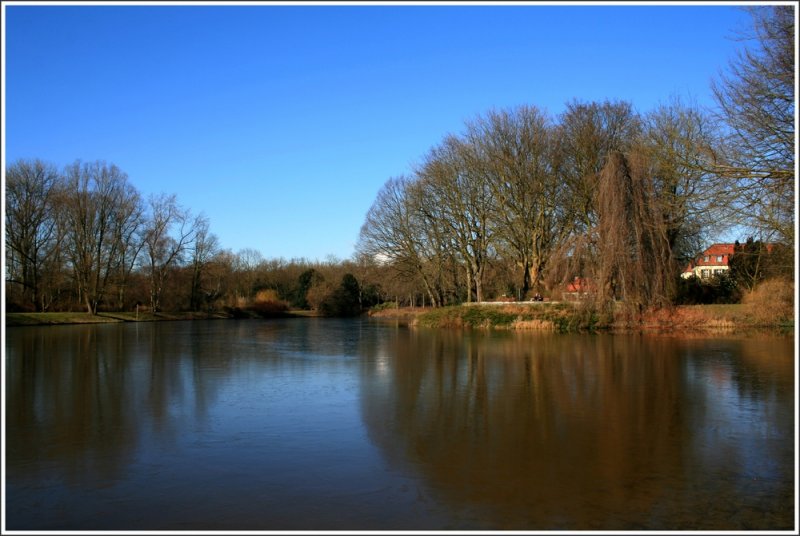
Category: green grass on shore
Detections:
[
  {"x1": 5, "y1": 311, "x2": 234, "y2": 327},
  {"x1": 8, "y1": 302, "x2": 792, "y2": 332},
  {"x1": 414, "y1": 302, "x2": 600, "y2": 333},
  {"x1": 6, "y1": 312, "x2": 122, "y2": 326},
  {"x1": 376, "y1": 301, "x2": 793, "y2": 333},
  {"x1": 5, "y1": 309, "x2": 319, "y2": 327}
]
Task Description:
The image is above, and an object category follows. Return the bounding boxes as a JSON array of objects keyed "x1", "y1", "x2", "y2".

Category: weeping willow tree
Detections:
[{"x1": 593, "y1": 150, "x2": 676, "y2": 318}]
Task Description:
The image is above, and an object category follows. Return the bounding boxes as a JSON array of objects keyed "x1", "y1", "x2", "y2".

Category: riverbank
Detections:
[
  {"x1": 7, "y1": 302, "x2": 793, "y2": 333},
  {"x1": 368, "y1": 302, "x2": 794, "y2": 333},
  {"x1": 5, "y1": 309, "x2": 317, "y2": 327}
]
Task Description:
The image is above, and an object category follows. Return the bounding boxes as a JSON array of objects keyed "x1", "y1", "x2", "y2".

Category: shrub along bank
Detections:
[
  {"x1": 371, "y1": 299, "x2": 793, "y2": 333},
  {"x1": 412, "y1": 303, "x2": 600, "y2": 333}
]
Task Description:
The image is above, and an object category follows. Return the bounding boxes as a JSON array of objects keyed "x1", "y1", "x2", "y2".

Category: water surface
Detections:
[{"x1": 4, "y1": 319, "x2": 795, "y2": 530}]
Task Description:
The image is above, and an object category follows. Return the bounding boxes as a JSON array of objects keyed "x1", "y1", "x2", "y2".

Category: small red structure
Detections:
[
  {"x1": 562, "y1": 277, "x2": 594, "y2": 301},
  {"x1": 565, "y1": 277, "x2": 591, "y2": 293}
]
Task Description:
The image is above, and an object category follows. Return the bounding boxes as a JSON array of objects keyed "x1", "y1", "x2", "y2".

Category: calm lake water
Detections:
[{"x1": 4, "y1": 318, "x2": 795, "y2": 530}]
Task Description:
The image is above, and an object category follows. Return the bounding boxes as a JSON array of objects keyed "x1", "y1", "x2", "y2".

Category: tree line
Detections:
[
  {"x1": 357, "y1": 99, "x2": 711, "y2": 309},
  {"x1": 5, "y1": 7, "x2": 793, "y2": 317},
  {"x1": 3, "y1": 160, "x2": 383, "y2": 316},
  {"x1": 6, "y1": 159, "x2": 209, "y2": 314},
  {"x1": 2, "y1": 154, "x2": 421, "y2": 315},
  {"x1": 357, "y1": 6, "x2": 794, "y2": 314}
]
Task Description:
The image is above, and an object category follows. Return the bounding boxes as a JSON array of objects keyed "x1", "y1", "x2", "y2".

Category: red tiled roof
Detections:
[
  {"x1": 566, "y1": 277, "x2": 592, "y2": 292},
  {"x1": 685, "y1": 243, "x2": 736, "y2": 271},
  {"x1": 704, "y1": 243, "x2": 735, "y2": 256},
  {"x1": 683, "y1": 242, "x2": 778, "y2": 274}
]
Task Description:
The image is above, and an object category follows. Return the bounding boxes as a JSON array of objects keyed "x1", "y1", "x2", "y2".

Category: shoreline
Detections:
[
  {"x1": 4, "y1": 309, "x2": 318, "y2": 327},
  {"x1": 6, "y1": 303, "x2": 793, "y2": 335},
  {"x1": 368, "y1": 302, "x2": 794, "y2": 334}
]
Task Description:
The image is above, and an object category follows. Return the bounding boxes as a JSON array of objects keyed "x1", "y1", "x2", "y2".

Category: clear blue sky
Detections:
[{"x1": 4, "y1": 2, "x2": 753, "y2": 262}]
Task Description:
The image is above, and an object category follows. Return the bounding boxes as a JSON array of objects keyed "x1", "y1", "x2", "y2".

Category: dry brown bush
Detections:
[
  {"x1": 634, "y1": 306, "x2": 740, "y2": 330},
  {"x1": 742, "y1": 277, "x2": 794, "y2": 325},
  {"x1": 305, "y1": 280, "x2": 336, "y2": 311},
  {"x1": 255, "y1": 289, "x2": 281, "y2": 302},
  {"x1": 251, "y1": 288, "x2": 289, "y2": 316}
]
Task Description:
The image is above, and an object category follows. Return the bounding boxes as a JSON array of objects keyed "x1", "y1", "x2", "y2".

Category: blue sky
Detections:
[{"x1": 4, "y1": 2, "x2": 753, "y2": 261}]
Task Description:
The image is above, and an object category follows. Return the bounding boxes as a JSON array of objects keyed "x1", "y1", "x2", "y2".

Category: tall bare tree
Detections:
[
  {"x1": 357, "y1": 176, "x2": 453, "y2": 307},
  {"x1": 188, "y1": 215, "x2": 219, "y2": 311},
  {"x1": 62, "y1": 161, "x2": 142, "y2": 314},
  {"x1": 712, "y1": 5, "x2": 795, "y2": 243},
  {"x1": 142, "y1": 193, "x2": 198, "y2": 313},
  {"x1": 110, "y1": 182, "x2": 145, "y2": 310},
  {"x1": 641, "y1": 98, "x2": 722, "y2": 261},
  {"x1": 359, "y1": 177, "x2": 419, "y2": 273},
  {"x1": 557, "y1": 100, "x2": 641, "y2": 236},
  {"x1": 549, "y1": 100, "x2": 641, "y2": 291},
  {"x1": 407, "y1": 177, "x2": 462, "y2": 305},
  {"x1": 5, "y1": 159, "x2": 64, "y2": 310},
  {"x1": 466, "y1": 106, "x2": 569, "y2": 297},
  {"x1": 417, "y1": 135, "x2": 495, "y2": 303}
]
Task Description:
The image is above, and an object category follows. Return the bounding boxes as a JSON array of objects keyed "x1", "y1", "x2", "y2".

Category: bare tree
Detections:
[
  {"x1": 418, "y1": 135, "x2": 495, "y2": 303},
  {"x1": 142, "y1": 193, "x2": 197, "y2": 313},
  {"x1": 204, "y1": 249, "x2": 237, "y2": 309},
  {"x1": 549, "y1": 101, "x2": 642, "y2": 290},
  {"x1": 110, "y1": 184, "x2": 145, "y2": 310},
  {"x1": 357, "y1": 176, "x2": 453, "y2": 307},
  {"x1": 5, "y1": 159, "x2": 64, "y2": 310},
  {"x1": 188, "y1": 215, "x2": 219, "y2": 311},
  {"x1": 712, "y1": 5, "x2": 794, "y2": 243},
  {"x1": 641, "y1": 98, "x2": 722, "y2": 261},
  {"x1": 358, "y1": 177, "x2": 420, "y2": 274},
  {"x1": 407, "y1": 177, "x2": 462, "y2": 305},
  {"x1": 62, "y1": 161, "x2": 142, "y2": 314},
  {"x1": 231, "y1": 247, "x2": 265, "y2": 305},
  {"x1": 557, "y1": 100, "x2": 641, "y2": 236},
  {"x1": 466, "y1": 106, "x2": 570, "y2": 298}
]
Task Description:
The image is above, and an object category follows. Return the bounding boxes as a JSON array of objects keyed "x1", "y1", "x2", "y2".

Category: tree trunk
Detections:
[
  {"x1": 117, "y1": 284, "x2": 126, "y2": 311},
  {"x1": 465, "y1": 264, "x2": 474, "y2": 303},
  {"x1": 84, "y1": 294, "x2": 96, "y2": 315},
  {"x1": 521, "y1": 261, "x2": 532, "y2": 299},
  {"x1": 420, "y1": 276, "x2": 439, "y2": 308},
  {"x1": 473, "y1": 262, "x2": 484, "y2": 303}
]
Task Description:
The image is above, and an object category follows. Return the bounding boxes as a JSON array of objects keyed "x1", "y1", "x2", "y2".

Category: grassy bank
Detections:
[
  {"x1": 415, "y1": 302, "x2": 597, "y2": 332},
  {"x1": 10, "y1": 302, "x2": 792, "y2": 332},
  {"x1": 370, "y1": 302, "x2": 794, "y2": 333},
  {"x1": 5, "y1": 309, "x2": 314, "y2": 327},
  {"x1": 369, "y1": 302, "x2": 597, "y2": 332}
]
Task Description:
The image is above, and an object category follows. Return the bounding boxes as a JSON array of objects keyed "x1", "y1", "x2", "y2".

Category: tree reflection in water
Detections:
[{"x1": 359, "y1": 327, "x2": 794, "y2": 530}]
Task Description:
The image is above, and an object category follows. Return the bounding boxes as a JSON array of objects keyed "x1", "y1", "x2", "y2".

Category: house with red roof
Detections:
[
  {"x1": 681, "y1": 243, "x2": 736, "y2": 280},
  {"x1": 561, "y1": 276, "x2": 594, "y2": 301}
]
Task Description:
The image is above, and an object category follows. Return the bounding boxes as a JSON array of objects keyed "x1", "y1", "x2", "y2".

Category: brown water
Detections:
[{"x1": 4, "y1": 319, "x2": 795, "y2": 530}]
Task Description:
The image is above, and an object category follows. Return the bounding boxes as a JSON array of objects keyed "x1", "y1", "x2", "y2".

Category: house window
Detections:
[
  {"x1": 703, "y1": 255, "x2": 709, "y2": 262},
  {"x1": 701, "y1": 269, "x2": 710, "y2": 279},
  {"x1": 716, "y1": 255, "x2": 723, "y2": 263}
]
